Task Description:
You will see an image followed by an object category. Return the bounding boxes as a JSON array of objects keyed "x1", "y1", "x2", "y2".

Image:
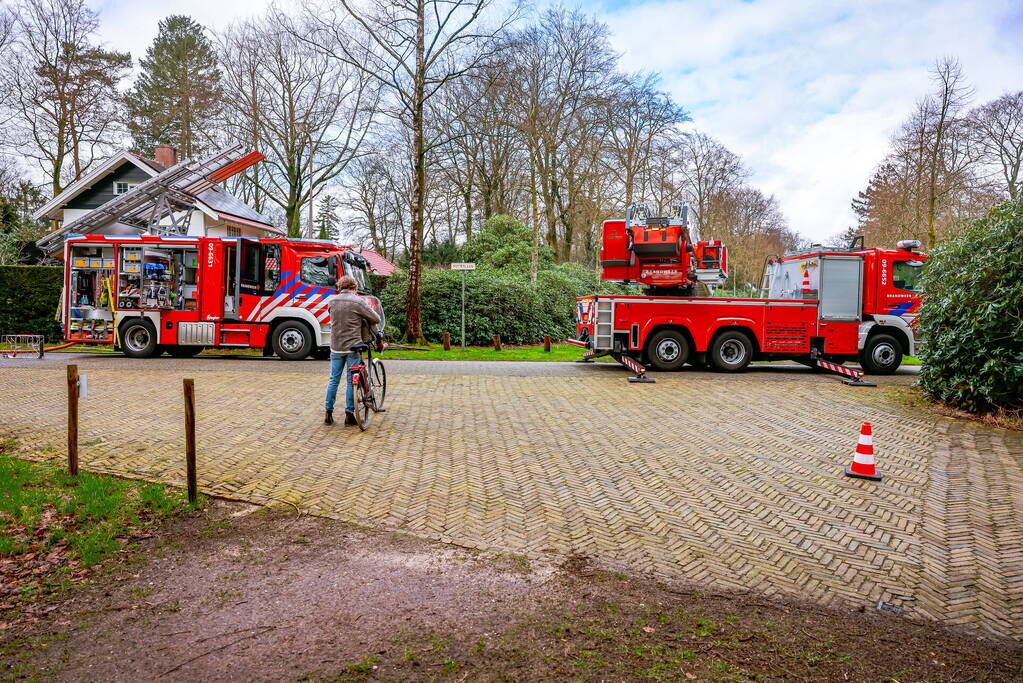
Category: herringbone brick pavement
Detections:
[{"x1": 1, "y1": 363, "x2": 1021, "y2": 639}]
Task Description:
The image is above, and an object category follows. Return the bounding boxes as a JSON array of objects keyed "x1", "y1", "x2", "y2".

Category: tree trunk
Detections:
[
  {"x1": 529, "y1": 146, "x2": 540, "y2": 284},
  {"x1": 403, "y1": 0, "x2": 427, "y2": 345}
]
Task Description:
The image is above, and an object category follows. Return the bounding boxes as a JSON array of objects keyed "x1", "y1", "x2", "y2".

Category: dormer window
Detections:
[{"x1": 114, "y1": 182, "x2": 139, "y2": 195}]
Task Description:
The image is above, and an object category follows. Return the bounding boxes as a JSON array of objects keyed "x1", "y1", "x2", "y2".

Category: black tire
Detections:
[
  {"x1": 120, "y1": 320, "x2": 159, "y2": 358},
  {"x1": 272, "y1": 321, "x2": 314, "y2": 361},
  {"x1": 370, "y1": 358, "x2": 386, "y2": 410},
  {"x1": 309, "y1": 346, "x2": 331, "y2": 360},
  {"x1": 645, "y1": 329, "x2": 690, "y2": 371},
  {"x1": 355, "y1": 378, "x2": 371, "y2": 431},
  {"x1": 709, "y1": 330, "x2": 753, "y2": 373},
  {"x1": 164, "y1": 345, "x2": 202, "y2": 358},
  {"x1": 859, "y1": 333, "x2": 902, "y2": 375}
]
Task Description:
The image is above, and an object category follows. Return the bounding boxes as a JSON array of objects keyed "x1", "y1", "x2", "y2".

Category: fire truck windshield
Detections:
[
  {"x1": 892, "y1": 259, "x2": 924, "y2": 292},
  {"x1": 343, "y1": 261, "x2": 367, "y2": 292},
  {"x1": 301, "y1": 256, "x2": 337, "y2": 287}
]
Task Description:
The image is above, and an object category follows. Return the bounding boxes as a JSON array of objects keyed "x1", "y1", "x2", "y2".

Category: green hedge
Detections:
[
  {"x1": 917, "y1": 197, "x2": 1023, "y2": 413},
  {"x1": 380, "y1": 262, "x2": 631, "y2": 345},
  {"x1": 0, "y1": 265, "x2": 63, "y2": 341}
]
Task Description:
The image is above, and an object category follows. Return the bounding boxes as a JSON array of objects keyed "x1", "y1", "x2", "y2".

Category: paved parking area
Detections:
[{"x1": 2, "y1": 354, "x2": 1021, "y2": 639}]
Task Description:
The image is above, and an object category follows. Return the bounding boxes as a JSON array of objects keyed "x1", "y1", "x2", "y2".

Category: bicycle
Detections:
[{"x1": 348, "y1": 340, "x2": 387, "y2": 431}]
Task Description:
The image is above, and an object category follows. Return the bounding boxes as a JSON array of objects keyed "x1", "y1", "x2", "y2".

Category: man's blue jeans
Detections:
[{"x1": 325, "y1": 351, "x2": 360, "y2": 414}]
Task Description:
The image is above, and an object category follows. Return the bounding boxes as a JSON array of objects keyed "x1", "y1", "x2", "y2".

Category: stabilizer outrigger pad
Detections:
[{"x1": 842, "y1": 377, "x2": 877, "y2": 387}]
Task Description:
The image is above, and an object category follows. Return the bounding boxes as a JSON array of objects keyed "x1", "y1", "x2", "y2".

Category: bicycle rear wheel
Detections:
[
  {"x1": 370, "y1": 358, "x2": 386, "y2": 410},
  {"x1": 356, "y1": 378, "x2": 371, "y2": 430}
]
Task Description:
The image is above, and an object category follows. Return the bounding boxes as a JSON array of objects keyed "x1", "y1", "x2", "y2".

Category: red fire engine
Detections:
[
  {"x1": 62, "y1": 234, "x2": 382, "y2": 360},
  {"x1": 574, "y1": 204, "x2": 927, "y2": 378}
]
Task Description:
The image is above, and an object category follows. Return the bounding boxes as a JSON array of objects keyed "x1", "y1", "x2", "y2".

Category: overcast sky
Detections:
[{"x1": 91, "y1": 0, "x2": 1023, "y2": 241}]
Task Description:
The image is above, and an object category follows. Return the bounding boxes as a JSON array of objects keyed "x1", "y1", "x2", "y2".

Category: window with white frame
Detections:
[
  {"x1": 226, "y1": 226, "x2": 241, "y2": 236},
  {"x1": 113, "y1": 182, "x2": 139, "y2": 195}
]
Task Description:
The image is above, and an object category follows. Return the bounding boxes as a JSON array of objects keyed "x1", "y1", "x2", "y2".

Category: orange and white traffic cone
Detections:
[
  {"x1": 801, "y1": 268, "x2": 812, "y2": 297},
  {"x1": 845, "y1": 421, "x2": 881, "y2": 481}
]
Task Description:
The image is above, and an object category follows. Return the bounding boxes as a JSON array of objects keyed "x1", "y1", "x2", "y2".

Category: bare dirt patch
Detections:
[{"x1": 1, "y1": 500, "x2": 1020, "y2": 682}]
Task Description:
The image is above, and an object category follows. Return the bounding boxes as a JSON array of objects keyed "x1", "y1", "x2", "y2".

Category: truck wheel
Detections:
[
  {"x1": 645, "y1": 330, "x2": 689, "y2": 371},
  {"x1": 121, "y1": 320, "x2": 159, "y2": 358},
  {"x1": 860, "y1": 334, "x2": 902, "y2": 375},
  {"x1": 272, "y1": 321, "x2": 314, "y2": 360},
  {"x1": 710, "y1": 331, "x2": 753, "y2": 372}
]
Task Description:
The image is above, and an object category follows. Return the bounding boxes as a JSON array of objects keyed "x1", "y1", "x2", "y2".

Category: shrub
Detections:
[
  {"x1": 380, "y1": 214, "x2": 638, "y2": 344},
  {"x1": 380, "y1": 260, "x2": 635, "y2": 345},
  {"x1": 0, "y1": 265, "x2": 63, "y2": 340},
  {"x1": 917, "y1": 197, "x2": 1023, "y2": 413},
  {"x1": 460, "y1": 214, "x2": 556, "y2": 271}
]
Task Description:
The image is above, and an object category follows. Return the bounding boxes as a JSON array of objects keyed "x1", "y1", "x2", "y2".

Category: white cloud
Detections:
[{"x1": 598, "y1": 0, "x2": 1023, "y2": 240}]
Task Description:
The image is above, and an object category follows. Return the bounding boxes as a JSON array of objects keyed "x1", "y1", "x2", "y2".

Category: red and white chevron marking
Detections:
[
  {"x1": 816, "y1": 359, "x2": 863, "y2": 379},
  {"x1": 243, "y1": 292, "x2": 333, "y2": 324},
  {"x1": 619, "y1": 355, "x2": 646, "y2": 375}
]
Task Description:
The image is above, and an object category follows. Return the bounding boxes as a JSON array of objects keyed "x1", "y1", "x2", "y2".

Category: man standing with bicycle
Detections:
[{"x1": 324, "y1": 275, "x2": 381, "y2": 425}]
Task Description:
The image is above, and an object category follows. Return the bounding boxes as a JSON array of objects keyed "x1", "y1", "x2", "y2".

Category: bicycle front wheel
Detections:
[
  {"x1": 370, "y1": 358, "x2": 386, "y2": 410},
  {"x1": 356, "y1": 377, "x2": 371, "y2": 431}
]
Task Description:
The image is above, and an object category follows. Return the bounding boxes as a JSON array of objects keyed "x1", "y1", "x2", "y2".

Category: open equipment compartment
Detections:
[
  {"x1": 67, "y1": 242, "x2": 116, "y2": 342},
  {"x1": 117, "y1": 244, "x2": 199, "y2": 311}
]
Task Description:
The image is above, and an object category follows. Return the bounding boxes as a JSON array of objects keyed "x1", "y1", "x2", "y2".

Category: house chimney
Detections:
[{"x1": 154, "y1": 144, "x2": 178, "y2": 168}]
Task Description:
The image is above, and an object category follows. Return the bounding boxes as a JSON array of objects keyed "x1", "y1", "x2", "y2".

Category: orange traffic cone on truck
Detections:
[
  {"x1": 801, "y1": 268, "x2": 812, "y2": 297},
  {"x1": 845, "y1": 421, "x2": 881, "y2": 481}
]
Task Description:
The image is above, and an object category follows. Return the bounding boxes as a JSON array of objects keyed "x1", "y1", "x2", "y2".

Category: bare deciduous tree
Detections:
[
  {"x1": 604, "y1": 74, "x2": 689, "y2": 207},
  {"x1": 968, "y1": 91, "x2": 1023, "y2": 199},
  {"x1": 922, "y1": 57, "x2": 974, "y2": 247},
  {"x1": 219, "y1": 14, "x2": 376, "y2": 237},
  {"x1": 2, "y1": 0, "x2": 130, "y2": 195},
  {"x1": 854, "y1": 61, "x2": 1013, "y2": 249},
  {"x1": 298, "y1": 0, "x2": 520, "y2": 343},
  {"x1": 674, "y1": 132, "x2": 748, "y2": 239}
]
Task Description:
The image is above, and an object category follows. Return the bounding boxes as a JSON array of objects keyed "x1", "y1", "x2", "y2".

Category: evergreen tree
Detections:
[
  {"x1": 315, "y1": 195, "x2": 341, "y2": 241},
  {"x1": 126, "y1": 15, "x2": 222, "y2": 158}
]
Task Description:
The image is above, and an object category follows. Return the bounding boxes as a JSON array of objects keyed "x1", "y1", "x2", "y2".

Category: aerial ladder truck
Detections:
[{"x1": 572, "y1": 202, "x2": 926, "y2": 384}]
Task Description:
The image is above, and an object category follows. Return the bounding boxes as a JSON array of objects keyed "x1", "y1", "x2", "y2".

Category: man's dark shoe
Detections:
[
  {"x1": 324, "y1": 410, "x2": 333, "y2": 425},
  {"x1": 344, "y1": 412, "x2": 358, "y2": 425}
]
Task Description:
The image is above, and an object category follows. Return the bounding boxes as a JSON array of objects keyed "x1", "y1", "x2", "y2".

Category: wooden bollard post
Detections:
[
  {"x1": 443, "y1": 332, "x2": 451, "y2": 351},
  {"x1": 66, "y1": 364, "x2": 79, "y2": 476},
  {"x1": 493, "y1": 334, "x2": 502, "y2": 351},
  {"x1": 183, "y1": 378, "x2": 197, "y2": 506},
  {"x1": 544, "y1": 335, "x2": 551, "y2": 352}
]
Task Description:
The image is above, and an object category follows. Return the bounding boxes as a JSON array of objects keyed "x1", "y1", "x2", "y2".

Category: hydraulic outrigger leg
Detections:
[
  {"x1": 617, "y1": 353, "x2": 655, "y2": 383},
  {"x1": 802, "y1": 351, "x2": 876, "y2": 387}
]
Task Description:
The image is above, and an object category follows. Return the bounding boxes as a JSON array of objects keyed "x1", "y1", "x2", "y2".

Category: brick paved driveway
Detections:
[{"x1": 2, "y1": 354, "x2": 1021, "y2": 639}]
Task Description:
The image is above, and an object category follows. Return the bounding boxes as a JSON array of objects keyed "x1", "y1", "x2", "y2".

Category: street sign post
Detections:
[{"x1": 450, "y1": 263, "x2": 476, "y2": 350}]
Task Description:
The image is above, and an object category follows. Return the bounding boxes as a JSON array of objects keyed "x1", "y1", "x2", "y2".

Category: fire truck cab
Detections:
[
  {"x1": 576, "y1": 237, "x2": 926, "y2": 375},
  {"x1": 62, "y1": 234, "x2": 382, "y2": 360}
]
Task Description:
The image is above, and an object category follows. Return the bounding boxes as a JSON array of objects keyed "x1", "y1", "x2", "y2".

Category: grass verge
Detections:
[
  {"x1": 886, "y1": 385, "x2": 1022, "y2": 431},
  {"x1": 0, "y1": 439, "x2": 194, "y2": 613}
]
